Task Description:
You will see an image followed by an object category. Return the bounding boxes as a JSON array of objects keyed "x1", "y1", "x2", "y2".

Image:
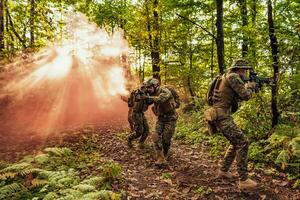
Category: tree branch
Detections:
[{"x1": 176, "y1": 13, "x2": 217, "y2": 40}]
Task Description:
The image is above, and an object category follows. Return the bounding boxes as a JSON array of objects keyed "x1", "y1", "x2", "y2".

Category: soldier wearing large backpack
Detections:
[
  {"x1": 143, "y1": 78, "x2": 180, "y2": 165},
  {"x1": 204, "y1": 59, "x2": 258, "y2": 190}
]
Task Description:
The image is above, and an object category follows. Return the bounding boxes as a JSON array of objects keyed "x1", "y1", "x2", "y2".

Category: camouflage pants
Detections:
[
  {"x1": 128, "y1": 113, "x2": 149, "y2": 143},
  {"x1": 153, "y1": 119, "x2": 177, "y2": 157},
  {"x1": 128, "y1": 107, "x2": 134, "y2": 131},
  {"x1": 215, "y1": 116, "x2": 249, "y2": 181}
]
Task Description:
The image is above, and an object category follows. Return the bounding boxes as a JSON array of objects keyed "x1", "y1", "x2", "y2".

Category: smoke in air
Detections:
[{"x1": 0, "y1": 13, "x2": 130, "y2": 135}]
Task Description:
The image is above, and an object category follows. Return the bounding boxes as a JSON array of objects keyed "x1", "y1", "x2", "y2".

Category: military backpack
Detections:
[
  {"x1": 206, "y1": 75, "x2": 222, "y2": 106},
  {"x1": 165, "y1": 85, "x2": 181, "y2": 109}
]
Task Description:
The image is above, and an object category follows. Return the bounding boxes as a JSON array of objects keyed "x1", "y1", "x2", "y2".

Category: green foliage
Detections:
[
  {"x1": 194, "y1": 185, "x2": 213, "y2": 197},
  {"x1": 248, "y1": 142, "x2": 266, "y2": 163},
  {"x1": 265, "y1": 125, "x2": 300, "y2": 170},
  {"x1": 161, "y1": 172, "x2": 172, "y2": 180},
  {"x1": 0, "y1": 183, "x2": 28, "y2": 200},
  {"x1": 0, "y1": 147, "x2": 122, "y2": 199},
  {"x1": 100, "y1": 161, "x2": 122, "y2": 183}
]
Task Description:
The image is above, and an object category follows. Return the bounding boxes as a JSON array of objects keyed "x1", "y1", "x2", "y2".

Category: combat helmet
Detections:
[
  {"x1": 143, "y1": 78, "x2": 159, "y2": 88},
  {"x1": 230, "y1": 59, "x2": 252, "y2": 70}
]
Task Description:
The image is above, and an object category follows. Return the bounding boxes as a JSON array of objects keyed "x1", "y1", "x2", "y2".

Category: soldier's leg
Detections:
[
  {"x1": 128, "y1": 113, "x2": 143, "y2": 147},
  {"x1": 153, "y1": 120, "x2": 167, "y2": 164},
  {"x1": 154, "y1": 120, "x2": 164, "y2": 151},
  {"x1": 128, "y1": 108, "x2": 134, "y2": 131},
  {"x1": 220, "y1": 145, "x2": 236, "y2": 172},
  {"x1": 217, "y1": 116, "x2": 249, "y2": 180},
  {"x1": 139, "y1": 115, "x2": 149, "y2": 144},
  {"x1": 162, "y1": 121, "x2": 176, "y2": 157}
]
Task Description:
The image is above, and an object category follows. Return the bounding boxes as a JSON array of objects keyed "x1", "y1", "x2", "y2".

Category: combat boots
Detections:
[
  {"x1": 216, "y1": 170, "x2": 234, "y2": 179},
  {"x1": 138, "y1": 142, "x2": 145, "y2": 149},
  {"x1": 238, "y1": 178, "x2": 258, "y2": 190},
  {"x1": 155, "y1": 150, "x2": 167, "y2": 165},
  {"x1": 127, "y1": 138, "x2": 133, "y2": 148}
]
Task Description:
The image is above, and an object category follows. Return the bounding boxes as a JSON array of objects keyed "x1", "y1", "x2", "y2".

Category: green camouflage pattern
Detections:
[
  {"x1": 150, "y1": 86, "x2": 178, "y2": 157},
  {"x1": 128, "y1": 89, "x2": 150, "y2": 144},
  {"x1": 215, "y1": 116, "x2": 249, "y2": 181},
  {"x1": 207, "y1": 72, "x2": 255, "y2": 181},
  {"x1": 153, "y1": 120, "x2": 176, "y2": 157},
  {"x1": 128, "y1": 112, "x2": 149, "y2": 143}
]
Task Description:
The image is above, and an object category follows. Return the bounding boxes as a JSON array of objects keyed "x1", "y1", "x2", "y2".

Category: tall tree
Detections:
[
  {"x1": 29, "y1": 0, "x2": 35, "y2": 47},
  {"x1": 238, "y1": 0, "x2": 248, "y2": 57},
  {"x1": 0, "y1": 0, "x2": 4, "y2": 53},
  {"x1": 216, "y1": 0, "x2": 224, "y2": 74},
  {"x1": 267, "y1": 0, "x2": 279, "y2": 127},
  {"x1": 151, "y1": 0, "x2": 160, "y2": 81},
  {"x1": 249, "y1": 0, "x2": 257, "y2": 66}
]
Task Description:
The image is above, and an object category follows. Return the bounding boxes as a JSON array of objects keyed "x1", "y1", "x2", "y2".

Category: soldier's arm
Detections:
[
  {"x1": 227, "y1": 73, "x2": 253, "y2": 101},
  {"x1": 152, "y1": 87, "x2": 172, "y2": 103},
  {"x1": 120, "y1": 95, "x2": 129, "y2": 103}
]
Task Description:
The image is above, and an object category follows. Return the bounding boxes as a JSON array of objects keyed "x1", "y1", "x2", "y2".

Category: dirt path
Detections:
[
  {"x1": 65, "y1": 127, "x2": 298, "y2": 200},
  {"x1": 1, "y1": 126, "x2": 299, "y2": 200}
]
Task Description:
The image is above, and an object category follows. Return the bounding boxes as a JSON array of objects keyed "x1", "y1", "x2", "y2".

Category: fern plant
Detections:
[{"x1": 0, "y1": 147, "x2": 122, "y2": 199}]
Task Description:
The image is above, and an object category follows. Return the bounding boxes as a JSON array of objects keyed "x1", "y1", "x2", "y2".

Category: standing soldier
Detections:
[
  {"x1": 127, "y1": 85, "x2": 150, "y2": 149},
  {"x1": 143, "y1": 78, "x2": 179, "y2": 165},
  {"x1": 204, "y1": 59, "x2": 258, "y2": 190}
]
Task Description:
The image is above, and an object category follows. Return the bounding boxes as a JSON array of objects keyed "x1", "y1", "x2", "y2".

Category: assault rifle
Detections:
[{"x1": 244, "y1": 70, "x2": 274, "y2": 92}]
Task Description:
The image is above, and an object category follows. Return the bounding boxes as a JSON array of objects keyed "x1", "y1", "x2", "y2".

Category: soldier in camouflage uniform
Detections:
[
  {"x1": 204, "y1": 59, "x2": 258, "y2": 190},
  {"x1": 127, "y1": 85, "x2": 150, "y2": 149},
  {"x1": 143, "y1": 78, "x2": 179, "y2": 165}
]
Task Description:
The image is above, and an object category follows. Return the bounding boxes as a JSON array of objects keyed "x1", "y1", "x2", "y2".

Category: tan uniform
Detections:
[
  {"x1": 150, "y1": 86, "x2": 178, "y2": 157},
  {"x1": 205, "y1": 72, "x2": 254, "y2": 181}
]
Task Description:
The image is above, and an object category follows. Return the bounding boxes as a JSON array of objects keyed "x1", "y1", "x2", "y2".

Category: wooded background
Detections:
[{"x1": 0, "y1": 0, "x2": 299, "y2": 187}]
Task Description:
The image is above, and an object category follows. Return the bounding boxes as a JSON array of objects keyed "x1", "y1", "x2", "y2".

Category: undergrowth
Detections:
[
  {"x1": 0, "y1": 147, "x2": 122, "y2": 200},
  {"x1": 175, "y1": 103, "x2": 300, "y2": 189}
]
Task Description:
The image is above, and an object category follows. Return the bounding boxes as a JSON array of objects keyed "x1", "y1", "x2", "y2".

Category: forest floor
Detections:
[{"x1": 1, "y1": 124, "x2": 299, "y2": 200}]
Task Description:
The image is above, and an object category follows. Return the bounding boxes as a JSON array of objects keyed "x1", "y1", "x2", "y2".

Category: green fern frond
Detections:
[
  {"x1": 34, "y1": 153, "x2": 50, "y2": 164},
  {"x1": 44, "y1": 147, "x2": 72, "y2": 157},
  {"x1": 73, "y1": 184, "x2": 95, "y2": 193},
  {"x1": 43, "y1": 192, "x2": 59, "y2": 200},
  {"x1": 31, "y1": 178, "x2": 48, "y2": 187},
  {"x1": 82, "y1": 190, "x2": 121, "y2": 200},
  {"x1": 81, "y1": 176, "x2": 105, "y2": 186},
  {"x1": 1, "y1": 162, "x2": 32, "y2": 173},
  {"x1": 0, "y1": 172, "x2": 17, "y2": 180},
  {"x1": 19, "y1": 168, "x2": 41, "y2": 176},
  {"x1": 0, "y1": 183, "x2": 27, "y2": 199}
]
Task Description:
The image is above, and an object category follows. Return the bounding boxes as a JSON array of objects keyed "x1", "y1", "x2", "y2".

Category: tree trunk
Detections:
[
  {"x1": 29, "y1": 0, "x2": 35, "y2": 47},
  {"x1": 0, "y1": 0, "x2": 4, "y2": 53},
  {"x1": 210, "y1": 7, "x2": 215, "y2": 80},
  {"x1": 6, "y1": 7, "x2": 26, "y2": 48},
  {"x1": 151, "y1": 0, "x2": 160, "y2": 81},
  {"x1": 267, "y1": 0, "x2": 279, "y2": 127},
  {"x1": 216, "y1": 0, "x2": 225, "y2": 74},
  {"x1": 238, "y1": 0, "x2": 248, "y2": 57},
  {"x1": 250, "y1": 0, "x2": 257, "y2": 66},
  {"x1": 188, "y1": 48, "x2": 196, "y2": 97}
]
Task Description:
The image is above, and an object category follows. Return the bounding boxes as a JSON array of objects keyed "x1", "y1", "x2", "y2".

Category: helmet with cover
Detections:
[{"x1": 230, "y1": 58, "x2": 253, "y2": 70}]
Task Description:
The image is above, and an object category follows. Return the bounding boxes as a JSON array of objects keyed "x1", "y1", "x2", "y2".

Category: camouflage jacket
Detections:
[
  {"x1": 128, "y1": 89, "x2": 149, "y2": 114},
  {"x1": 212, "y1": 72, "x2": 253, "y2": 110},
  {"x1": 150, "y1": 86, "x2": 178, "y2": 121}
]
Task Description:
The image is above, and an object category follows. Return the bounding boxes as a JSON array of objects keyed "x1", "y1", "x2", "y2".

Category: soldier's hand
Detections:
[
  {"x1": 120, "y1": 95, "x2": 128, "y2": 102},
  {"x1": 148, "y1": 96, "x2": 159, "y2": 102},
  {"x1": 137, "y1": 94, "x2": 149, "y2": 100},
  {"x1": 246, "y1": 82, "x2": 257, "y2": 91}
]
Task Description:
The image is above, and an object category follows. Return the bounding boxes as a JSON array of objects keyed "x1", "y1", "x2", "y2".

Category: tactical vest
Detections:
[
  {"x1": 153, "y1": 87, "x2": 177, "y2": 116},
  {"x1": 212, "y1": 73, "x2": 238, "y2": 110}
]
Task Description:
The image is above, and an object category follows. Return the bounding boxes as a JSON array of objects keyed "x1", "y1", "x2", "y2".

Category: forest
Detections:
[{"x1": 0, "y1": 0, "x2": 299, "y2": 199}]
